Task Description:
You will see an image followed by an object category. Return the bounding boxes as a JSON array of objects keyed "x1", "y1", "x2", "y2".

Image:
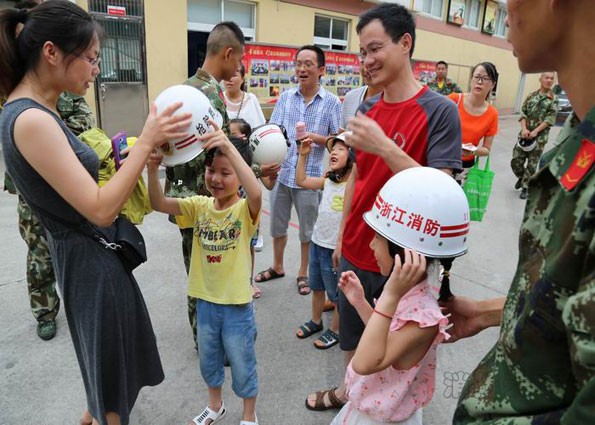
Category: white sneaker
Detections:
[{"x1": 254, "y1": 236, "x2": 264, "y2": 252}]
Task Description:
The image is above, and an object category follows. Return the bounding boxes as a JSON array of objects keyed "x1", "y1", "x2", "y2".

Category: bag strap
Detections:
[
  {"x1": 474, "y1": 155, "x2": 491, "y2": 171},
  {"x1": 29, "y1": 201, "x2": 120, "y2": 251},
  {"x1": 457, "y1": 93, "x2": 463, "y2": 107}
]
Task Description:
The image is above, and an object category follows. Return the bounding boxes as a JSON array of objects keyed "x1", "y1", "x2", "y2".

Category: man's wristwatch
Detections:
[{"x1": 251, "y1": 164, "x2": 262, "y2": 178}]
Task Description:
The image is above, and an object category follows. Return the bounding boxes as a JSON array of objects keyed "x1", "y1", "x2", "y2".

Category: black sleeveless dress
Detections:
[{"x1": 0, "y1": 98, "x2": 164, "y2": 425}]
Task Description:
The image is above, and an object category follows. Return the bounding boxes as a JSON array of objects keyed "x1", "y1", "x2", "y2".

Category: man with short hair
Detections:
[
  {"x1": 306, "y1": 3, "x2": 462, "y2": 410},
  {"x1": 165, "y1": 21, "x2": 244, "y2": 349},
  {"x1": 444, "y1": 0, "x2": 595, "y2": 423},
  {"x1": 427, "y1": 60, "x2": 462, "y2": 95},
  {"x1": 255, "y1": 45, "x2": 341, "y2": 296},
  {"x1": 511, "y1": 72, "x2": 558, "y2": 199}
]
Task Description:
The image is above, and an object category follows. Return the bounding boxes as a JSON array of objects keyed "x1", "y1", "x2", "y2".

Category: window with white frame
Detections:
[
  {"x1": 187, "y1": 0, "x2": 255, "y2": 40},
  {"x1": 464, "y1": 0, "x2": 482, "y2": 29},
  {"x1": 414, "y1": 0, "x2": 444, "y2": 18},
  {"x1": 495, "y1": 6, "x2": 507, "y2": 36},
  {"x1": 313, "y1": 15, "x2": 349, "y2": 51}
]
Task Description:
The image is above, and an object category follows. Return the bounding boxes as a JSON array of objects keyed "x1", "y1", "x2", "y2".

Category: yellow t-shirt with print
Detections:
[{"x1": 176, "y1": 196, "x2": 259, "y2": 304}]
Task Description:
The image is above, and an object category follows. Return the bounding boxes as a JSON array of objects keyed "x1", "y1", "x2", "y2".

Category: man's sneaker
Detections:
[
  {"x1": 514, "y1": 179, "x2": 522, "y2": 190},
  {"x1": 37, "y1": 319, "x2": 57, "y2": 341},
  {"x1": 519, "y1": 189, "x2": 528, "y2": 200},
  {"x1": 254, "y1": 236, "x2": 264, "y2": 252}
]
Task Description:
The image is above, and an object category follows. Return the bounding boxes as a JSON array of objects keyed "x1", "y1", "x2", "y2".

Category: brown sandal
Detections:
[
  {"x1": 304, "y1": 387, "x2": 346, "y2": 411},
  {"x1": 297, "y1": 276, "x2": 310, "y2": 295}
]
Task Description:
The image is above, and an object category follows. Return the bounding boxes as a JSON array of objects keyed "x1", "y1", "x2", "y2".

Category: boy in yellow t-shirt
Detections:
[{"x1": 147, "y1": 120, "x2": 262, "y2": 425}]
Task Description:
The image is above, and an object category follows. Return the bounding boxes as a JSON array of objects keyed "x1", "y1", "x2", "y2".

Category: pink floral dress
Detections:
[{"x1": 343, "y1": 280, "x2": 449, "y2": 423}]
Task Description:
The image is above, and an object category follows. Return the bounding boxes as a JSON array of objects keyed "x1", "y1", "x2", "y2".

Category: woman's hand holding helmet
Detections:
[{"x1": 139, "y1": 102, "x2": 192, "y2": 150}]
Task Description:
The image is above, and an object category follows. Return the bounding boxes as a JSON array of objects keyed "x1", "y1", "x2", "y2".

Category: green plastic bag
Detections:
[{"x1": 463, "y1": 156, "x2": 495, "y2": 222}]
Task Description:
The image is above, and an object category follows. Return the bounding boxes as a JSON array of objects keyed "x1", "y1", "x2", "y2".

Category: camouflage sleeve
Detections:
[
  {"x1": 543, "y1": 97, "x2": 559, "y2": 127},
  {"x1": 519, "y1": 95, "x2": 530, "y2": 122},
  {"x1": 453, "y1": 83, "x2": 462, "y2": 93},
  {"x1": 560, "y1": 237, "x2": 595, "y2": 424},
  {"x1": 57, "y1": 93, "x2": 95, "y2": 136}
]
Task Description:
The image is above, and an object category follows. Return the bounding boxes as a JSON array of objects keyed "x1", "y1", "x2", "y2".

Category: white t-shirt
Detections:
[
  {"x1": 224, "y1": 91, "x2": 266, "y2": 129},
  {"x1": 341, "y1": 85, "x2": 368, "y2": 129},
  {"x1": 311, "y1": 178, "x2": 346, "y2": 249}
]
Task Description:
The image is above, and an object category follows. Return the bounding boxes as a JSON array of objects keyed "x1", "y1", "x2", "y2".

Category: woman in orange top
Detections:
[{"x1": 448, "y1": 62, "x2": 499, "y2": 180}]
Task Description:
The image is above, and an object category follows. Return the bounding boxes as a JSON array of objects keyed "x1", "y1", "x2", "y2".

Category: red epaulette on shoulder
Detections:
[{"x1": 561, "y1": 139, "x2": 595, "y2": 190}]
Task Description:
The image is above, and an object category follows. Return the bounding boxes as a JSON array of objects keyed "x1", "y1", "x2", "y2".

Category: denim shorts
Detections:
[
  {"x1": 309, "y1": 242, "x2": 339, "y2": 302},
  {"x1": 196, "y1": 300, "x2": 258, "y2": 398}
]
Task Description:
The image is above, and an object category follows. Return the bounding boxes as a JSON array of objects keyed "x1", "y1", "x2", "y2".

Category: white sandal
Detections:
[
  {"x1": 191, "y1": 401, "x2": 226, "y2": 425},
  {"x1": 240, "y1": 413, "x2": 258, "y2": 425}
]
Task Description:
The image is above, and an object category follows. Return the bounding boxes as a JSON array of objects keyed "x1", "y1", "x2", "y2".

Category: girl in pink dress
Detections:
[{"x1": 331, "y1": 167, "x2": 470, "y2": 425}]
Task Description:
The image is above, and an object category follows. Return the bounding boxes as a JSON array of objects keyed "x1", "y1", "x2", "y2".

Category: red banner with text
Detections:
[{"x1": 243, "y1": 43, "x2": 361, "y2": 104}]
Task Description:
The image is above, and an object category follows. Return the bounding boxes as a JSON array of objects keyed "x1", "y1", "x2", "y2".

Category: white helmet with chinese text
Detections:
[
  {"x1": 154, "y1": 85, "x2": 223, "y2": 167},
  {"x1": 363, "y1": 167, "x2": 469, "y2": 258}
]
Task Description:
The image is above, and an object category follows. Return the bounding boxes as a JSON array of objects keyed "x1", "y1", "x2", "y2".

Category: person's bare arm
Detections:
[
  {"x1": 295, "y1": 139, "x2": 325, "y2": 190},
  {"x1": 440, "y1": 296, "x2": 505, "y2": 343},
  {"x1": 260, "y1": 175, "x2": 277, "y2": 190},
  {"x1": 14, "y1": 103, "x2": 190, "y2": 227},
  {"x1": 147, "y1": 153, "x2": 182, "y2": 216},
  {"x1": 352, "y1": 250, "x2": 433, "y2": 374},
  {"x1": 333, "y1": 163, "x2": 357, "y2": 268}
]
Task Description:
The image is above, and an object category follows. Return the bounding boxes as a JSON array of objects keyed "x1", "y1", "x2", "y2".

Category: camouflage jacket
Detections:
[
  {"x1": 454, "y1": 107, "x2": 595, "y2": 424},
  {"x1": 2, "y1": 93, "x2": 94, "y2": 194},
  {"x1": 56, "y1": 92, "x2": 95, "y2": 136},
  {"x1": 427, "y1": 77, "x2": 462, "y2": 96},
  {"x1": 165, "y1": 69, "x2": 230, "y2": 203},
  {"x1": 519, "y1": 89, "x2": 558, "y2": 146}
]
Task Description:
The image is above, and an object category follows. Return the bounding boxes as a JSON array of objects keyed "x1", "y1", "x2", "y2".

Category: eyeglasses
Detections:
[
  {"x1": 295, "y1": 60, "x2": 317, "y2": 70},
  {"x1": 358, "y1": 34, "x2": 405, "y2": 62},
  {"x1": 472, "y1": 75, "x2": 492, "y2": 83},
  {"x1": 78, "y1": 54, "x2": 101, "y2": 67}
]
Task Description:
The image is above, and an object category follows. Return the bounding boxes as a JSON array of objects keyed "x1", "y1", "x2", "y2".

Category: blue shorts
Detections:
[
  {"x1": 309, "y1": 242, "x2": 339, "y2": 302},
  {"x1": 196, "y1": 300, "x2": 258, "y2": 398}
]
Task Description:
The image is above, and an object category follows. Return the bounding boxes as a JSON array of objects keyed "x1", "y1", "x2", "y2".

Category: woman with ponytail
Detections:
[{"x1": 0, "y1": 2, "x2": 191, "y2": 424}]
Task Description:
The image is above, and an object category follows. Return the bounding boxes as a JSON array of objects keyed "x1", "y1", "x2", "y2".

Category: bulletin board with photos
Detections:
[{"x1": 243, "y1": 43, "x2": 362, "y2": 105}]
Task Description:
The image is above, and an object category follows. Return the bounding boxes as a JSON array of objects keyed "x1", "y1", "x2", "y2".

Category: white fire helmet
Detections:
[
  {"x1": 248, "y1": 124, "x2": 289, "y2": 165},
  {"x1": 154, "y1": 85, "x2": 223, "y2": 167},
  {"x1": 363, "y1": 167, "x2": 470, "y2": 258},
  {"x1": 516, "y1": 135, "x2": 537, "y2": 152}
]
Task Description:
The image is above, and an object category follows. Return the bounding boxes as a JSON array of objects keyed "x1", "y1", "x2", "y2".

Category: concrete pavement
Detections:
[{"x1": 0, "y1": 117, "x2": 561, "y2": 424}]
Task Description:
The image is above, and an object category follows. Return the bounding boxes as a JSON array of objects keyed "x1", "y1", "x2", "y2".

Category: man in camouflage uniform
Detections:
[
  {"x1": 426, "y1": 60, "x2": 462, "y2": 96},
  {"x1": 511, "y1": 72, "x2": 558, "y2": 199},
  {"x1": 2, "y1": 92, "x2": 94, "y2": 340},
  {"x1": 442, "y1": 1, "x2": 595, "y2": 423},
  {"x1": 164, "y1": 21, "x2": 244, "y2": 349}
]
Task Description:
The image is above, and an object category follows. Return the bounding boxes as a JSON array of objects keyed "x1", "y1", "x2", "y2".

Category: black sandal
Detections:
[
  {"x1": 314, "y1": 329, "x2": 339, "y2": 349},
  {"x1": 296, "y1": 319, "x2": 323, "y2": 339}
]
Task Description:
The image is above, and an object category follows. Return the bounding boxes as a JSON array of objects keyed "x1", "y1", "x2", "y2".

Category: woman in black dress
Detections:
[{"x1": 0, "y1": 2, "x2": 191, "y2": 424}]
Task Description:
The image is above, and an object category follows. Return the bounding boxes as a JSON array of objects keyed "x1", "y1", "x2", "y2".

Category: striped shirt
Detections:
[{"x1": 270, "y1": 85, "x2": 342, "y2": 188}]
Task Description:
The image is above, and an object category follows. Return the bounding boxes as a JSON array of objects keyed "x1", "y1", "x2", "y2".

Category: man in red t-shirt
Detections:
[{"x1": 306, "y1": 3, "x2": 462, "y2": 411}]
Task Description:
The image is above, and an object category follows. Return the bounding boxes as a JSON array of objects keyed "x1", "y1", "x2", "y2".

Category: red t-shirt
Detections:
[{"x1": 342, "y1": 86, "x2": 462, "y2": 273}]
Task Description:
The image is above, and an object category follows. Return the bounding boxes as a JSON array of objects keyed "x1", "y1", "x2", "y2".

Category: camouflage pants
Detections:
[
  {"x1": 510, "y1": 142, "x2": 545, "y2": 190},
  {"x1": 181, "y1": 227, "x2": 198, "y2": 346},
  {"x1": 17, "y1": 196, "x2": 60, "y2": 322}
]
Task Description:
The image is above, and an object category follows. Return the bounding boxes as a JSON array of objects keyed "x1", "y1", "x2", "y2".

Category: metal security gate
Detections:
[{"x1": 89, "y1": 0, "x2": 148, "y2": 137}]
